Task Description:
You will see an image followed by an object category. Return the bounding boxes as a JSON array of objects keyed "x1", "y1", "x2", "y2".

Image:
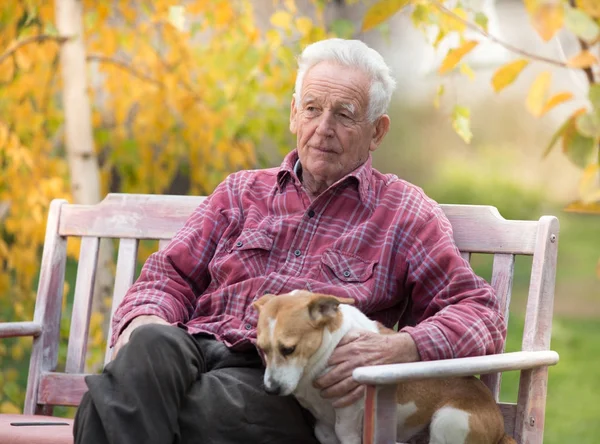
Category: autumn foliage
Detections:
[
  {"x1": 363, "y1": 0, "x2": 600, "y2": 212},
  {"x1": 0, "y1": 0, "x2": 333, "y2": 413}
]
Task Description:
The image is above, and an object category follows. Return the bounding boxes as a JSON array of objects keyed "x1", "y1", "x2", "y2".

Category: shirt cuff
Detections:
[
  {"x1": 401, "y1": 322, "x2": 454, "y2": 361},
  {"x1": 109, "y1": 306, "x2": 168, "y2": 347}
]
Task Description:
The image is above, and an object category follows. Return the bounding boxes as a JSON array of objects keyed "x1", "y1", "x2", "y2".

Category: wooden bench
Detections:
[{"x1": 0, "y1": 193, "x2": 560, "y2": 444}]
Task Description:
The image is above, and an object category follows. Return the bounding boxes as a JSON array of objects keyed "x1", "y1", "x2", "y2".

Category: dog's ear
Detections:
[
  {"x1": 252, "y1": 293, "x2": 276, "y2": 312},
  {"x1": 308, "y1": 294, "x2": 354, "y2": 324}
]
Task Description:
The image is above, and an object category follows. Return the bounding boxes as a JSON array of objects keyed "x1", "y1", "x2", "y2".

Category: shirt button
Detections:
[
  {"x1": 244, "y1": 323, "x2": 252, "y2": 330},
  {"x1": 343, "y1": 270, "x2": 351, "y2": 278},
  {"x1": 294, "y1": 249, "x2": 301, "y2": 257},
  {"x1": 307, "y1": 210, "x2": 315, "y2": 218},
  {"x1": 236, "y1": 241, "x2": 243, "y2": 247}
]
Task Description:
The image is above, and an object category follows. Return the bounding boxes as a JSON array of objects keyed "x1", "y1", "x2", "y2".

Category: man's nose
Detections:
[{"x1": 315, "y1": 112, "x2": 334, "y2": 137}]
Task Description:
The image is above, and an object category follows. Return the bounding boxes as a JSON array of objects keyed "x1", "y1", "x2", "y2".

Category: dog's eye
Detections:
[{"x1": 280, "y1": 345, "x2": 296, "y2": 356}]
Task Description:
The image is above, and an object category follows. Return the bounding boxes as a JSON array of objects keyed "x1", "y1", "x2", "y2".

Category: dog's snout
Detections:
[{"x1": 264, "y1": 381, "x2": 282, "y2": 395}]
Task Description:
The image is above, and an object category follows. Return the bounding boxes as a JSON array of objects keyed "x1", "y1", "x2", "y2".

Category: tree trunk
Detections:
[{"x1": 55, "y1": 0, "x2": 113, "y2": 371}]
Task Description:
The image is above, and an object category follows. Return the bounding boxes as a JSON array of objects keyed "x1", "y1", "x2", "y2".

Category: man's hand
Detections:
[
  {"x1": 113, "y1": 315, "x2": 169, "y2": 358},
  {"x1": 314, "y1": 331, "x2": 419, "y2": 408}
]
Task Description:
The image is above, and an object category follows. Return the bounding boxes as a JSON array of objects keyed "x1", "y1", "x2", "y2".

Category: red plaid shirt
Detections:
[{"x1": 112, "y1": 150, "x2": 506, "y2": 361}]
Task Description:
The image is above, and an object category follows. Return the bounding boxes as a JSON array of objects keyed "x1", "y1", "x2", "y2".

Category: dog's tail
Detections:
[{"x1": 498, "y1": 434, "x2": 517, "y2": 444}]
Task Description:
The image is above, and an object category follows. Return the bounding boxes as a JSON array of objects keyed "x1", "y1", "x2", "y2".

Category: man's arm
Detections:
[
  {"x1": 400, "y1": 206, "x2": 505, "y2": 361},
  {"x1": 316, "y1": 205, "x2": 505, "y2": 407},
  {"x1": 109, "y1": 181, "x2": 232, "y2": 349}
]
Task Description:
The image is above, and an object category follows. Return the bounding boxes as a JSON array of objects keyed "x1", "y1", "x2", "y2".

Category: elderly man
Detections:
[{"x1": 74, "y1": 38, "x2": 505, "y2": 443}]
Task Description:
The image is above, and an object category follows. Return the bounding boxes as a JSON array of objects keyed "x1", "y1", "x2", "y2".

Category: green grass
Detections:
[{"x1": 501, "y1": 314, "x2": 600, "y2": 444}]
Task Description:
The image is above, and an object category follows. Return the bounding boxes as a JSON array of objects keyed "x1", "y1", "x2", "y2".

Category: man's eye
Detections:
[{"x1": 280, "y1": 345, "x2": 296, "y2": 356}]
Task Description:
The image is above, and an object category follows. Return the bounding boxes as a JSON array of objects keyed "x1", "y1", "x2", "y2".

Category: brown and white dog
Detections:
[{"x1": 252, "y1": 290, "x2": 515, "y2": 444}]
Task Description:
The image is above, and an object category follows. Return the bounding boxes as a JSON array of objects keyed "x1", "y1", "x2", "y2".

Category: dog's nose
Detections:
[{"x1": 264, "y1": 383, "x2": 281, "y2": 395}]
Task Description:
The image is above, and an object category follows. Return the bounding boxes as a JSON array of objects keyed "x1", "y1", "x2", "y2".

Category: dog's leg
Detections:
[
  {"x1": 315, "y1": 420, "x2": 341, "y2": 444},
  {"x1": 334, "y1": 404, "x2": 363, "y2": 444},
  {"x1": 428, "y1": 406, "x2": 470, "y2": 444}
]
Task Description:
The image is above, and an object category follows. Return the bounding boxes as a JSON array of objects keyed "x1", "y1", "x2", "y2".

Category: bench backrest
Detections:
[{"x1": 22, "y1": 193, "x2": 559, "y2": 443}]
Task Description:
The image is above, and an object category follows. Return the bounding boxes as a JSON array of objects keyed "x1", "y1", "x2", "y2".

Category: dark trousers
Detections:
[{"x1": 73, "y1": 324, "x2": 319, "y2": 444}]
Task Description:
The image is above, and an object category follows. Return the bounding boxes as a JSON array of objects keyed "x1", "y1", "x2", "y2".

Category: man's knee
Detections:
[{"x1": 128, "y1": 323, "x2": 185, "y2": 352}]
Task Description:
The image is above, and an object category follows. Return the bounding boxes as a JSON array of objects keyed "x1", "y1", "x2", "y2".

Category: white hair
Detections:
[{"x1": 294, "y1": 38, "x2": 397, "y2": 123}]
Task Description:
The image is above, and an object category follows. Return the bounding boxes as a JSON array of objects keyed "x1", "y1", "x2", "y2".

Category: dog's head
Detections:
[{"x1": 252, "y1": 290, "x2": 354, "y2": 396}]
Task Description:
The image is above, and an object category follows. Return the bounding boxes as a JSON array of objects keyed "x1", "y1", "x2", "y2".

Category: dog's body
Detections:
[{"x1": 253, "y1": 290, "x2": 516, "y2": 444}]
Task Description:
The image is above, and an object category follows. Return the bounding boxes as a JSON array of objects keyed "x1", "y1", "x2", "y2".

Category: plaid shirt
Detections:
[{"x1": 112, "y1": 150, "x2": 506, "y2": 361}]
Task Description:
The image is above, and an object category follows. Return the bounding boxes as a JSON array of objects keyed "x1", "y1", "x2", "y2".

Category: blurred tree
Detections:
[
  {"x1": 0, "y1": 0, "x2": 337, "y2": 413},
  {"x1": 361, "y1": 0, "x2": 600, "y2": 216}
]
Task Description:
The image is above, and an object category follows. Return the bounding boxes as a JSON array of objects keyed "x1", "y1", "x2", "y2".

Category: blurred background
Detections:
[{"x1": 1, "y1": 1, "x2": 599, "y2": 443}]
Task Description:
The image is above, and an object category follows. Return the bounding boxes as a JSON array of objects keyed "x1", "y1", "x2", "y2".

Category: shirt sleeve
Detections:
[
  {"x1": 110, "y1": 180, "x2": 232, "y2": 346},
  {"x1": 400, "y1": 206, "x2": 506, "y2": 361}
]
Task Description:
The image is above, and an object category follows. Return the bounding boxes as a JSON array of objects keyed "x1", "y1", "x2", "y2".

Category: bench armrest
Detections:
[
  {"x1": 0, "y1": 322, "x2": 42, "y2": 339},
  {"x1": 353, "y1": 350, "x2": 559, "y2": 385}
]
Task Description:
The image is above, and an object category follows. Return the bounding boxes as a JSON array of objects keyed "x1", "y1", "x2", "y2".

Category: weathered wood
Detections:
[
  {"x1": 515, "y1": 216, "x2": 559, "y2": 444},
  {"x1": 59, "y1": 194, "x2": 205, "y2": 239},
  {"x1": 38, "y1": 373, "x2": 87, "y2": 407},
  {"x1": 104, "y1": 238, "x2": 139, "y2": 364},
  {"x1": 442, "y1": 205, "x2": 538, "y2": 254},
  {"x1": 353, "y1": 351, "x2": 559, "y2": 385},
  {"x1": 460, "y1": 251, "x2": 471, "y2": 263},
  {"x1": 24, "y1": 199, "x2": 68, "y2": 416},
  {"x1": 0, "y1": 322, "x2": 42, "y2": 338},
  {"x1": 363, "y1": 384, "x2": 398, "y2": 444},
  {"x1": 65, "y1": 237, "x2": 100, "y2": 373},
  {"x1": 481, "y1": 253, "x2": 515, "y2": 400},
  {"x1": 499, "y1": 402, "x2": 517, "y2": 439}
]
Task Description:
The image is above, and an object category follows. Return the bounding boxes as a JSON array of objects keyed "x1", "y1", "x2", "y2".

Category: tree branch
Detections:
[
  {"x1": 86, "y1": 54, "x2": 162, "y2": 86},
  {"x1": 568, "y1": 0, "x2": 596, "y2": 85},
  {"x1": 0, "y1": 35, "x2": 70, "y2": 65},
  {"x1": 433, "y1": 2, "x2": 569, "y2": 69}
]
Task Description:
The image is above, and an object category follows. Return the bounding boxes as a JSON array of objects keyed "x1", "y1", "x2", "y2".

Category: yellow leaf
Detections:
[
  {"x1": 284, "y1": 0, "x2": 297, "y2": 14},
  {"x1": 531, "y1": 3, "x2": 564, "y2": 41},
  {"x1": 439, "y1": 40, "x2": 478, "y2": 74},
  {"x1": 266, "y1": 29, "x2": 282, "y2": 46},
  {"x1": 567, "y1": 50, "x2": 598, "y2": 68},
  {"x1": 459, "y1": 63, "x2": 476, "y2": 81},
  {"x1": 526, "y1": 71, "x2": 552, "y2": 117},
  {"x1": 434, "y1": 84, "x2": 445, "y2": 109},
  {"x1": 0, "y1": 401, "x2": 21, "y2": 414},
  {"x1": 579, "y1": 163, "x2": 600, "y2": 203},
  {"x1": 576, "y1": 0, "x2": 600, "y2": 18},
  {"x1": 362, "y1": 0, "x2": 411, "y2": 32},
  {"x1": 295, "y1": 17, "x2": 313, "y2": 36},
  {"x1": 440, "y1": 8, "x2": 468, "y2": 34},
  {"x1": 270, "y1": 11, "x2": 292, "y2": 29},
  {"x1": 491, "y1": 59, "x2": 529, "y2": 92},
  {"x1": 540, "y1": 92, "x2": 574, "y2": 116}
]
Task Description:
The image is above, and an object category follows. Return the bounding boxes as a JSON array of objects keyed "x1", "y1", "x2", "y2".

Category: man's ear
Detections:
[
  {"x1": 252, "y1": 294, "x2": 276, "y2": 312},
  {"x1": 289, "y1": 95, "x2": 298, "y2": 134},
  {"x1": 307, "y1": 294, "x2": 354, "y2": 325},
  {"x1": 369, "y1": 114, "x2": 390, "y2": 152}
]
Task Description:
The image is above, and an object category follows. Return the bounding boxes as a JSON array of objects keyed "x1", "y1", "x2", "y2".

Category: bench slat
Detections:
[
  {"x1": 38, "y1": 373, "x2": 87, "y2": 407},
  {"x1": 59, "y1": 194, "x2": 205, "y2": 239},
  {"x1": 481, "y1": 253, "x2": 515, "y2": 400},
  {"x1": 443, "y1": 205, "x2": 538, "y2": 254},
  {"x1": 66, "y1": 237, "x2": 100, "y2": 373},
  {"x1": 104, "y1": 238, "x2": 139, "y2": 365}
]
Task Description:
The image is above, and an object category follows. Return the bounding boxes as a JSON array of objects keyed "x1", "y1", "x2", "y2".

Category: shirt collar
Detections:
[{"x1": 276, "y1": 149, "x2": 373, "y2": 204}]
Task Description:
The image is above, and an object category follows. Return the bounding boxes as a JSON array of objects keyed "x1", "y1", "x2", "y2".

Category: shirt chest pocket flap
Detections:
[
  {"x1": 321, "y1": 249, "x2": 377, "y2": 283},
  {"x1": 228, "y1": 229, "x2": 275, "y2": 254}
]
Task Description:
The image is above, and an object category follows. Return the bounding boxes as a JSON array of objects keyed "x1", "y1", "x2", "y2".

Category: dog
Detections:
[{"x1": 252, "y1": 290, "x2": 516, "y2": 444}]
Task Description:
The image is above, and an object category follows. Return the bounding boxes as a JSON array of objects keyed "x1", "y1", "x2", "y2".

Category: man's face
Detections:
[{"x1": 290, "y1": 61, "x2": 389, "y2": 188}]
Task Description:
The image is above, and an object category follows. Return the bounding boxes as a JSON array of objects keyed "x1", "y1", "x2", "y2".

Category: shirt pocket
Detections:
[
  {"x1": 210, "y1": 229, "x2": 275, "y2": 286},
  {"x1": 320, "y1": 249, "x2": 377, "y2": 284}
]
